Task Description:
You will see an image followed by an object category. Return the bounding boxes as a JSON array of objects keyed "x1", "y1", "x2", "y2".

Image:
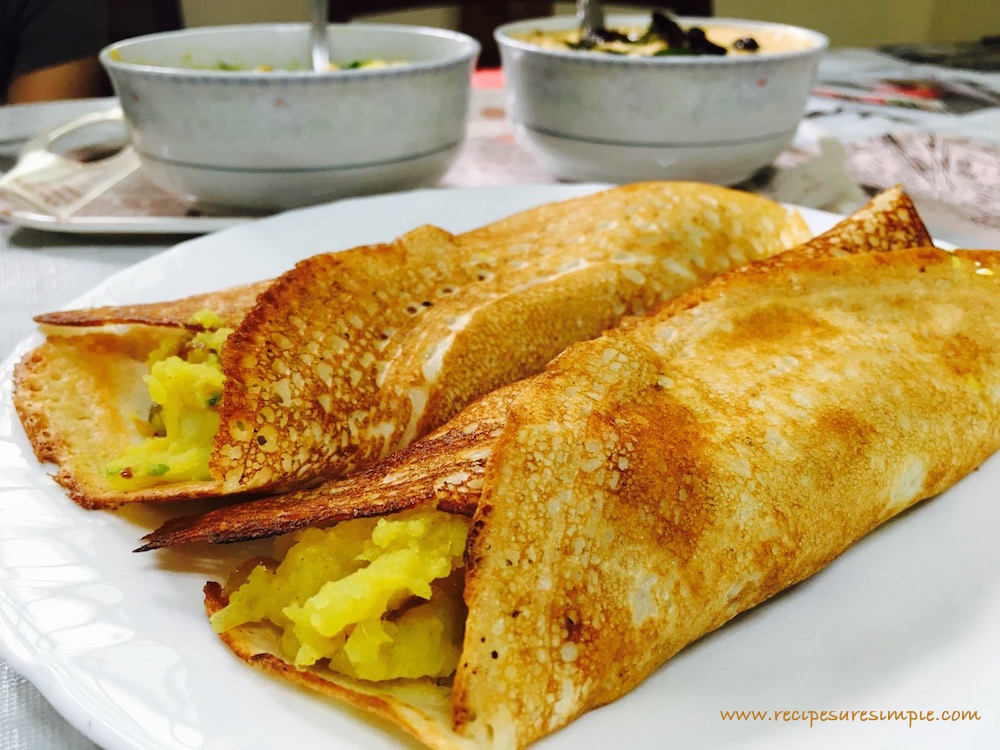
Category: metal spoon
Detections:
[
  {"x1": 577, "y1": 0, "x2": 606, "y2": 42},
  {"x1": 310, "y1": 0, "x2": 331, "y2": 71}
]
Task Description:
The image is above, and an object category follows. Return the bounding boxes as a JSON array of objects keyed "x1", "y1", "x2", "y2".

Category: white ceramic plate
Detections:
[
  {"x1": 0, "y1": 108, "x2": 251, "y2": 235},
  {"x1": 0, "y1": 186, "x2": 996, "y2": 750},
  {"x1": 0, "y1": 98, "x2": 119, "y2": 149}
]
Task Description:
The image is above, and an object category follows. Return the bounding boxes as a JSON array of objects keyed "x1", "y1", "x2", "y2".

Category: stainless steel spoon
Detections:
[
  {"x1": 310, "y1": 0, "x2": 331, "y2": 71},
  {"x1": 577, "y1": 0, "x2": 606, "y2": 41}
]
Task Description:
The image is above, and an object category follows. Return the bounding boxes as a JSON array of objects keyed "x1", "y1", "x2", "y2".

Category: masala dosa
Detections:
[
  {"x1": 15, "y1": 182, "x2": 822, "y2": 509},
  {"x1": 141, "y1": 184, "x2": 934, "y2": 549},
  {"x1": 198, "y1": 243, "x2": 1000, "y2": 750}
]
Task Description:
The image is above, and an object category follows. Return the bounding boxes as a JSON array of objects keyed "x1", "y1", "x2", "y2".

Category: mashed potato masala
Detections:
[
  {"x1": 106, "y1": 310, "x2": 230, "y2": 490},
  {"x1": 212, "y1": 508, "x2": 470, "y2": 682}
]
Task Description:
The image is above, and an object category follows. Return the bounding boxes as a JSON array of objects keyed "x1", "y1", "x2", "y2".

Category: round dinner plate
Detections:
[{"x1": 0, "y1": 185, "x2": 996, "y2": 750}]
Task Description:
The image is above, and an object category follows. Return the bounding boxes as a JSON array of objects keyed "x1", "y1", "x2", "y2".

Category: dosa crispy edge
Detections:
[
  {"x1": 140, "y1": 185, "x2": 933, "y2": 550},
  {"x1": 15, "y1": 182, "x2": 817, "y2": 509},
  {"x1": 199, "y1": 242, "x2": 1000, "y2": 750}
]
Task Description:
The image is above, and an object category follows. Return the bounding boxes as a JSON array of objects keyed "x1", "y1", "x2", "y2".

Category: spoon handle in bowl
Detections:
[
  {"x1": 310, "y1": 0, "x2": 331, "y2": 71},
  {"x1": 577, "y1": 0, "x2": 606, "y2": 37}
]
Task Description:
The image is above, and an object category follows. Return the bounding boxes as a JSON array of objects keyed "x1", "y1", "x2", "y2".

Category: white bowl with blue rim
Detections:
[
  {"x1": 100, "y1": 24, "x2": 479, "y2": 211},
  {"x1": 495, "y1": 15, "x2": 827, "y2": 186}
]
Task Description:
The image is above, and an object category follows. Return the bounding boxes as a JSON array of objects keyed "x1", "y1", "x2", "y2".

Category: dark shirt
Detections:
[{"x1": 1, "y1": 0, "x2": 108, "y2": 99}]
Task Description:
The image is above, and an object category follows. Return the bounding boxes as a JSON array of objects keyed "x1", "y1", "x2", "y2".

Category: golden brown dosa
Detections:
[
  {"x1": 140, "y1": 185, "x2": 933, "y2": 550},
  {"x1": 201, "y1": 244, "x2": 1000, "y2": 749},
  {"x1": 15, "y1": 182, "x2": 823, "y2": 509}
]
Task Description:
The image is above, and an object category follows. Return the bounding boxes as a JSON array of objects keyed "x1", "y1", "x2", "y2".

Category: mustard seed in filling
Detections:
[{"x1": 105, "y1": 310, "x2": 231, "y2": 489}]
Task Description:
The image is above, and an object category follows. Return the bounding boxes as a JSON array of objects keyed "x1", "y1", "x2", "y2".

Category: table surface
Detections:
[{"x1": 1, "y1": 47, "x2": 999, "y2": 750}]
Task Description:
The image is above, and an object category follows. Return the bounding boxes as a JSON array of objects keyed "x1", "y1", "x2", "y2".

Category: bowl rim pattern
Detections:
[
  {"x1": 101, "y1": 22, "x2": 481, "y2": 81},
  {"x1": 495, "y1": 14, "x2": 829, "y2": 67}
]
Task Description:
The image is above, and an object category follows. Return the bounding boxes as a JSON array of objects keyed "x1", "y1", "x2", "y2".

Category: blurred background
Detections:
[
  {"x1": 5, "y1": 1, "x2": 998, "y2": 106},
  {"x1": 125, "y1": 1, "x2": 1000, "y2": 66},
  {"x1": 174, "y1": 1, "x2": 997, "y2": 47}
]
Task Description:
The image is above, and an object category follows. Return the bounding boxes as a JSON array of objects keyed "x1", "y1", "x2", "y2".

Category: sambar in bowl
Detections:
[{"x1": 495, "y1": 13, "x2": 827, "y2": 185}]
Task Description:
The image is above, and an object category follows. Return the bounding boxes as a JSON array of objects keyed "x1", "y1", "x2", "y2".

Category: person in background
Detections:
[{"x1": 1, "y1": 0, "x2": 108, "y2": 104}]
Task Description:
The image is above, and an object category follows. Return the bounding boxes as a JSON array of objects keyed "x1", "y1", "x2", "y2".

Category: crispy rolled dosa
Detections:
[
  {"x1": 199, "y1": 243, "x2": 1000, "y2": 750},
  {"x1": 15, "y1": 182, "x2": 824, "y2": 509},
  {"x1": 141, "y1": 185, "x2": 933, "y2": 549}
]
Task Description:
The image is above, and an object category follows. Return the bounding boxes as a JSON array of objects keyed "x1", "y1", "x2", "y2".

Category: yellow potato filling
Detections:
[
  {"x1": 106, "y1": 310, "x2": 231, "y2": 489},
  {"x1": 211, "y1": 508, "x2": 470, "y2": 681}
]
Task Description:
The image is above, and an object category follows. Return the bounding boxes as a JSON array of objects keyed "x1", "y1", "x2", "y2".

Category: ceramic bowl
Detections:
[
  {"x1": 100, "y1": 24, "x2": 479, "y2": 210},
  {"x1": 495, "y1": 15, "x2": 828, "y2": 185}
]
